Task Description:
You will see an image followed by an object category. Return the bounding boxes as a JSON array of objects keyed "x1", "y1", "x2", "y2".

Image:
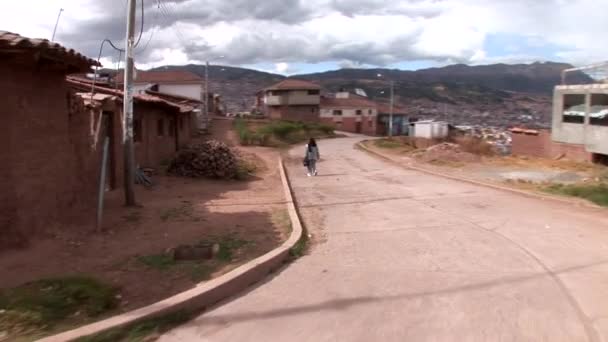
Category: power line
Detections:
[
  {"x1": 135, "y1": 0, "x2": 160, "y2": 55},
  {"x1": 158, "y1": 0, "x2": 189, "y2": 46},
  {"x1": 133, "y1": 0, "x2": 145, "y2": 48}
]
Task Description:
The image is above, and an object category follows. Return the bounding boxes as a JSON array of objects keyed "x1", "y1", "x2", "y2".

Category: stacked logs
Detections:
[{"x1": 168, "y1": 140, "x2": 239, "y2": 179}]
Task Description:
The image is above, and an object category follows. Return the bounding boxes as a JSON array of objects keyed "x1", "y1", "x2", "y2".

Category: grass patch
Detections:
[
  {"x1": 544, "y1": 183, "x2": 608, "y2": 206},
  {"x1": 0, "y1": 276, "x2": 117, "y2": 335},
  {"x1": 159, "y1": 202, "x2": 196, "y2": 222},
  {"x1": 455, "y1": 136, "x2": 495, "y2": 156},
  {"x1": 374, "y1": 138, "x2": 403, "y2": 149},
  {"x1": 289, "y1": 231, "x2": 308, "y2": 260},
  {"x1": 75, "y1": 310, "x2": 194, "y2": 342},
  {"x1": 235, "y1": 119, "x2": 334, "y2": 146},
  {"x1": 137, "y1": 254, "x2": 176, "y2": 270},
  {"x1": 235, "y1": 159, "x2": 258, "y2": 180},
  {"x1": 214, "y1": 236, "x2": 250, "y2": 262},
  {"x1": 122, "y1": 211, "x2": 142, "y2": 223}
]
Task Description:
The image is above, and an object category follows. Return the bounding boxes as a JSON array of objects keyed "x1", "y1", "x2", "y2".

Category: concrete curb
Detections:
[
  {"x1": 37, "y1": 158, "x2": 304, "y2": 342},
  {"x1": 357, "y1": 141, "x2": 602, "y2": 210}
]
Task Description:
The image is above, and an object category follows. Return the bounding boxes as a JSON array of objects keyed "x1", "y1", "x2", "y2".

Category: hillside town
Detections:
[{"x1": 2, "y1": 0, "x2": 608, "y2": 341}]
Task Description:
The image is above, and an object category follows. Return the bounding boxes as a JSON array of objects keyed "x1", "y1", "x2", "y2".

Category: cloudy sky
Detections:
[{"x1": 2, "y1": 0, "x2": 607, "y2": 74}]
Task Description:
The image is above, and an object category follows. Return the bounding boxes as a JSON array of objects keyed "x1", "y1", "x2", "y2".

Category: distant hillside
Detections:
[
  {"x1": 295, "y1": 62, "x2": 592, "y2": 94},
  {"x1": 150, "y1": 64, "x2": 285, "y2": 113},
  {"x1": 144, "y1": 61, "x2": 593, "y2": 127}
]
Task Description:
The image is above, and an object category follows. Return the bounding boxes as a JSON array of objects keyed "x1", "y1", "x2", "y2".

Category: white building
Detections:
[
  {"x1": 552, "y1": 83, "x2": 608, "y2": 156},
  {"x1": 115, "y1": 70, "x2": 203, "y2": 100},
  {"x1": 414, "y1": 120, "x2": 449, "y2": 139}
]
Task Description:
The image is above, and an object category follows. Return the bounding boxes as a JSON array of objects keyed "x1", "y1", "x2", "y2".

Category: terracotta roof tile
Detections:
[
  {"x1": 0, "y1": 31, "x2": 100, "y2": 69},
  {"x1": 66, "y1": 77, "x2": 191, "y2": 113},
  {"x1": 265, "y1": 79, "x2": 320, "y2": 91},
  {"x1": 376, "y1": 102, "x2": 407, "y2": 115},
  {"x1": 321, "y1": 95, "x2": 378, "y2": 109}
]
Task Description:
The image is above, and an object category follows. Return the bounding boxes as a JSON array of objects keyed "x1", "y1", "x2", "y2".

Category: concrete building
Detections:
[
  {"x1": 510, "y1": 83, "x2": 608, "y2": 163},
  {"x1": 551, "y1": 83, "x2": 608, "y2": 162},
  {"x1": 413, "y1": 120, "x2": 449, "y2": 139},
  {"x1": 116, "y1": 70, "x2": 203, "y2": 100},
  {"x1": 320, "y1": 92, "x2": 377, "y2": 135},
  {"x1": 256, "y1": 79, "x2": 321, "y2": 122}
]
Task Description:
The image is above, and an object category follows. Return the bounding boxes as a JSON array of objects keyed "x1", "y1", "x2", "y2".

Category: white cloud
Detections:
[
  {"x1": 1, "y1": 0, "x2": 607, "y2": 70},
  {"x1": 275, "y1": 62, "x2": 289, "y2": 73}
]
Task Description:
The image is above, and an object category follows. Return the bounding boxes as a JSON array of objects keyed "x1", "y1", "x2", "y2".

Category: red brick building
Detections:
[
  {"x1": 320, "y1": 93, "x2": 378, "y2": 135},
  {"x1": 256, "y1": 79, "x2": 321, "y2": 122},
  {"x1": 0, "y1": 31, "x2": 103, "y2": 249}
]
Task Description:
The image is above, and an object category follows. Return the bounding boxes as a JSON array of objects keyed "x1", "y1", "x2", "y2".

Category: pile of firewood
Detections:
[{"x1": 168, "y1": 140, "x2": 239, "y2": 179}]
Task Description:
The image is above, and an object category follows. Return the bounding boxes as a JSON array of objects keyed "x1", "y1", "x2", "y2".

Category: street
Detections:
[{"x1": 160, "y1": 137, "x2": 608, "y2": 342}]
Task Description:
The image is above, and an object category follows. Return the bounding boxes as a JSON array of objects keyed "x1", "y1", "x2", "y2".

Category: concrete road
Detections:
[{"x1": 161, "y1": 137, "x2": 608, "y2": 342}]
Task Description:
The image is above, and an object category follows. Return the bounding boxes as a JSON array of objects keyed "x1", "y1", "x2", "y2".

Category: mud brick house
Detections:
[
  {"x1": 67, "y1": 77, "x2": 196, "y2": 169},
  {"x1": 0, "y1": 31, "x2": 103, "y2": 249},
  {"x1": 320, "y1": 92, "x2": 378, "y2": 135},
  {"x1": 256, "y1": 79, "x2": 321, "y2": 122}
]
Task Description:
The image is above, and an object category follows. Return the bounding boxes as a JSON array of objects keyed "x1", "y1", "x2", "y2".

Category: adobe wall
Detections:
[
  {"x1": 0, "y1": 65, "x2": 102, "y2": 250},
  {"x1": 511, "y1": 129, "x2": 592, "y2": 162},
  {"x1": 135, "y1": 104, "x2": 179, "y2": 168}
]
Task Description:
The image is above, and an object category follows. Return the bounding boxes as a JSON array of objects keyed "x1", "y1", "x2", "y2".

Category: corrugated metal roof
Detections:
[{"x1": 0, "y1": 31, "x2": 100, "y2": 68}]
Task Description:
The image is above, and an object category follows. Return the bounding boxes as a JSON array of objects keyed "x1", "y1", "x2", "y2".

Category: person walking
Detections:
[{"x1": 304, "y1": 138, "x2": 320, "y2": 176}]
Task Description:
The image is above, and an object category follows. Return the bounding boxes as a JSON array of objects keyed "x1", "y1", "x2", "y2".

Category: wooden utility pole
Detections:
[
  {"x1": 122, "y1": 0, "x2": 136, "y2": 206},
  {"x1": 389, "y1": 80, "x2": 394, "y2": 137}
]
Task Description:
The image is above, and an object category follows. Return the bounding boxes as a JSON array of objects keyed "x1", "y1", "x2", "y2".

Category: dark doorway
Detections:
[{"x1": 355, "y1": 121, "x2": 362, "y2": 134}]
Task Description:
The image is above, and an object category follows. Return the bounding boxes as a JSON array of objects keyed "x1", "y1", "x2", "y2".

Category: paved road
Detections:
[{"x1": 161, "y1": 137, "x2": 608, "y2": 342}]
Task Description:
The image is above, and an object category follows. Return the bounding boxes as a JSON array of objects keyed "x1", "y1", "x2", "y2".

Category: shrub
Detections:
[{"x1": 455, "y1": 136, "x2": 495, "y2": 156}]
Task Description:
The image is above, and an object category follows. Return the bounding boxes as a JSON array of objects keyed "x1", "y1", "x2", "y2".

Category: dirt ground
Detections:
[
  {"x1": 0, "y1": 142, "x2": 289, "y2": 337},
  {"x1": 363, "y1": 139, "x2": 607, "y2": 186}
]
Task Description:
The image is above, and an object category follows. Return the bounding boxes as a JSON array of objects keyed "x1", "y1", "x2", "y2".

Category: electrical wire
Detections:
[
  {"x1": 135, "y1": 0, "x2": 160, "y2": 55},
  {"x1": 133, "y1": 0, "x2": 145, "y2": 48},
  {"x1": 157, "y1": 0, "x2": 188, "y2": 46}
]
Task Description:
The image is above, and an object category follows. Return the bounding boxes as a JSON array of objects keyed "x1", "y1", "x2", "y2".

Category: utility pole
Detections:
[
  {"x1": 204, "y1": 60, "x2": 209, "y2": 129},
  {"x1": 51, "y1": 8, "x2": 64, "y2": 42},
  {"x1": 122, "y1": 0, "x2": 136, "y2": 206},
  {"x1": 389, "y1": 80, "x2": 394, "y2": 137}
]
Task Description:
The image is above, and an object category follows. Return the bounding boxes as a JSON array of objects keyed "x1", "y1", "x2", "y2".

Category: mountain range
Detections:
[{"x1": 150, "y1": 62, "x2": 593, "y2": 128}]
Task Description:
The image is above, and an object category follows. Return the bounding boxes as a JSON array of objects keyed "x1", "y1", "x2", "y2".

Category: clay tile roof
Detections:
[
  {"x1": 115, "y1": 70, "x2": 203, "y2": 84},
  {"x1": 321, "y1": 95, "x2": 378, "y2": 109},
  {"x1": 0, "y1": 31, "x2": 100, "y2": 69},
  {"x1": 265, "y1": 79, "x2": 320, "y2": 91},
  {"x1": 376, "y1": 102, "x2": 407, "y2": 115},
  {"x1": 66, "y1": 77, "x2": 192, "y2": 113}
]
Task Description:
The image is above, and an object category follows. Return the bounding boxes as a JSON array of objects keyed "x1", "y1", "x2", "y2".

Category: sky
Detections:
[{"x1": 2, "y1": 0, "x2": 607, "y2": 75}]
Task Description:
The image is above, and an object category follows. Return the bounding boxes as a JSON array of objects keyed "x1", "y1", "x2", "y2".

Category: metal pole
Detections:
[
  {"x1": 123, "y1": 0, "x2": 136, "y2": 206},
  {"x1": 389, "y1": 80, "x2": 394, "y2": 137},
  {"x1": 204, "y1": 60, "x2": 209, "y2": 129},
  {"x1": 97, "y1": 137, "x2": 110, "y2": 231},
  {"x1": 51, "y1": 8, "x2": 64, "y2": 42}
]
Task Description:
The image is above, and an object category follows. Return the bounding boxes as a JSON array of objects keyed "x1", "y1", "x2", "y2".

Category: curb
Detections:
[
  {"x1": 357, "y1": 141, "x2": 602, "y2": 210},
  {"x1": 37, "y1": 158, "x2": 304, "y2": 342}
]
